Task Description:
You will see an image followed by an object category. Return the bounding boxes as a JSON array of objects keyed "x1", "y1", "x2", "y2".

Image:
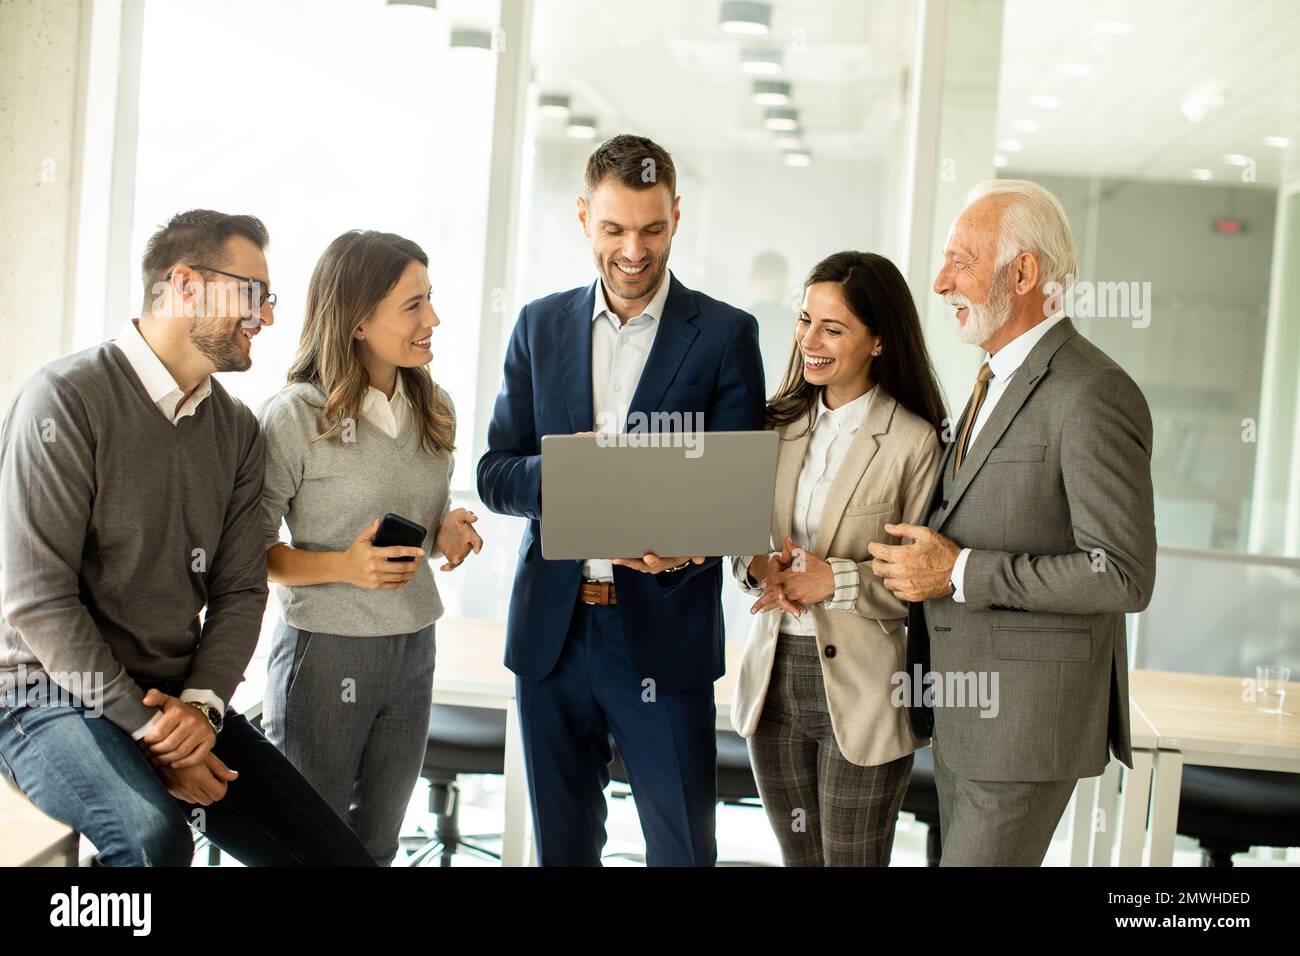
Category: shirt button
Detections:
[
  {"x1": 824, "y1": 645, "x2": 837, "y2": 659},
  {"x1": 615, "y1": 384, "x2": 622, "y2": 391}
]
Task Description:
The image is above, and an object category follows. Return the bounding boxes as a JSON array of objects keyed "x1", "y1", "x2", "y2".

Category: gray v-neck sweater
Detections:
[
  {"x1": 257, "y1": 381, "x2": 453, "y2": 637},
  {"x1": 0, "y1": 342, "x2": 267, "y2": 734}
]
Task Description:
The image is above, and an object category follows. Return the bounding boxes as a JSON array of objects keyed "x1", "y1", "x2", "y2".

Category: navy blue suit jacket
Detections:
[{"x1": 476, "y1": 274, "x2": 766, "y2": 693}]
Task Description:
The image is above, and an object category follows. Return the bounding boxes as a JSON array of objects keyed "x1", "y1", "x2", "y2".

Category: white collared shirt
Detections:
[
  {"x1": 361, "y1": 375, "x2": 411, "y2": 439},
  {"x1": 585, "y1": 270, "x2": 672, "y2": 582},
  {"x1": 111, "y1": 319, "x2": 224, "y2": 737},
  {"x1": 114, "y1": 319, "x2": 213, "y2": 424},
  {"x1": 950, "y1": 313, "x2": 1065, "y2": 601},
  {"x1": 781, "y1": 387, "x2": 876, "y2": 634}
]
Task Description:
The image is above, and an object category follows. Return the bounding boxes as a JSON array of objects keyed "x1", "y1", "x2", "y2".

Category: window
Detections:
[
  {"x1": 127, "y1": 0, "x2": 500, "y2": 484},
  {"x1": 927, "y1": 0, "x2": 1300, "y2": 554}
]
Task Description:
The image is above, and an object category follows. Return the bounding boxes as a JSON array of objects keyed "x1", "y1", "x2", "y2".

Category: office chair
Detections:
[
  {"x1": 400, "y1": 703, "x2": 507, "y2": 866},
  {"x1": 1176, "y1": 766, "x2": 1300, "y2": 866}
]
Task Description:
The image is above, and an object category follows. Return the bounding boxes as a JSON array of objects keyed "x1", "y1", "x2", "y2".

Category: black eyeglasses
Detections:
[{"x1": 187, "y1": 263, "x2": 277, "y2": 310}]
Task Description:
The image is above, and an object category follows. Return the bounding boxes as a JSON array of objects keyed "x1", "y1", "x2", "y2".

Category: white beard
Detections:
[{"x1": 951, "y1": 264, "x2": 1012, "y2": 346}]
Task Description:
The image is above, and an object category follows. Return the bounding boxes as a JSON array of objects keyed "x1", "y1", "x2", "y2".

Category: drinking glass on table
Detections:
[{"x1": 1255, "y1": 665, "x2": 1291, "y2": 714}]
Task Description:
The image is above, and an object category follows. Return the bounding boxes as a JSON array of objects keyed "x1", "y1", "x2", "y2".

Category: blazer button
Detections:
[
  {"x1": 941, "y1": 499, "x2": 949, "y2": 509},
  {"x1": 824, "y1": 645, "x2": 837, "y2": 659}
]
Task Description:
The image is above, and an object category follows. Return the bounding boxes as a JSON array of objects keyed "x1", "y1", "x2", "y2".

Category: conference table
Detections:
[
  {"x1": 1083, "y1": 669, "x2": 1300, "y2": 866},
  {"x1": 1124, "y1": 669, "x2": 1300, "y2": 865}
]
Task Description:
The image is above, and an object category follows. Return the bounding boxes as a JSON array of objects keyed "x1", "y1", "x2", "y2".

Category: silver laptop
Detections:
[{"x1": 540, "y1": 430, "x2": 779, "y2": 561}]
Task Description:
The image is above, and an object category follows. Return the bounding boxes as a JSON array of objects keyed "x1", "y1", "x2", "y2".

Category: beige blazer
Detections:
[{"x1": 730, "y1": 389, "x2": 943, "y2": 766}]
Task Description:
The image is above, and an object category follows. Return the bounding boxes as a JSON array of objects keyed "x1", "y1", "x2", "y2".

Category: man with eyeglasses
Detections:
[{"x1": 0, "y1": 209, "x2": 375, "y2": 865}]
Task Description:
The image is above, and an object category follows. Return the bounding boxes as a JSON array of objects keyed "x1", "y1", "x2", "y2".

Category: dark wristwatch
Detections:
[{"x1": 187, "y1": 700, "x2": 224, "y2": 735}]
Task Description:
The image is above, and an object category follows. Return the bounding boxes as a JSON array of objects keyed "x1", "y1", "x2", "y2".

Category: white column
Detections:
[
  {"x1": 0, "y1": 0, "x2": 83, "y2": 405},
  {"x1": 917, "y1": 0, "x2": 1006, "y2": 414},
  {"x1": 1248, "y1": 179, "x2": 1300, "y2": 555},
  {"x1": 472, "y1": 0, "x2": 535, "y2": 470}
]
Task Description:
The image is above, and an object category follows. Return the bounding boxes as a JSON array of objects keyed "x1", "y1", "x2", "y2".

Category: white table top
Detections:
[
  {"x1": 1130, "y1": 669, "x2": 1300, "y2": 765},
  {"x1": 0, "y1": 781, "x2": 77, "y2": 866}
]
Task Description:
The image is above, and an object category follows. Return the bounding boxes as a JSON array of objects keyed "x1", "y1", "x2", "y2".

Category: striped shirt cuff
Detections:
[{"x1": 823, "y1": 557, "x2": 860, "y2": 610}]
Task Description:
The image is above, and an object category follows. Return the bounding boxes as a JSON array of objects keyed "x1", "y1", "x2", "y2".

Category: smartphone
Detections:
[{"x1": 371, "y1": 513, "x2": 427, "y2": 562}]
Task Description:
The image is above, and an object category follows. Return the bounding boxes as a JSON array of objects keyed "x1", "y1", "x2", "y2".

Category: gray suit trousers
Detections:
[{"x1": 932, "y1": 736, "x2": 1076, "y2": 866}]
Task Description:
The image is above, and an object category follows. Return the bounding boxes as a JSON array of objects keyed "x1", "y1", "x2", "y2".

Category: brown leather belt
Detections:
[{"x1": 579, "y1": 580, "x2": 617, "y2": 606}]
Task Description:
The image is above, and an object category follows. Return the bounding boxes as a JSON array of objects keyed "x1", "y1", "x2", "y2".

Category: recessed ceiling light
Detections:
[
  {"x1": 999, "y1": 139, "x2": 1023, "y2": 152},
  {"x1": 1030, "y1": 95, "x2": 1060, "y2": 109},
  {"x1": 752, "y1": 79, "x2": 792, "y2": 106},
  {"x1": 739, "y1": 47, "x2": 783, "y2": 75},
  {"x1": 566, "y1": 116, "x2": 597, "y2": 139},
  {"x1": 538, "y1": 93, "x2": 571, "y2": 118},
  {"x1": 763, "y1": 107, "x2": 799, "y2": 131},
  {"x1": 720, "y1": 1, "x2": 771, "y2": 36},
  {"x1": 1190, "y1": 168, "x2": 1214, "y2": 181},
  {"x1": 1058, "y1": 63, "x2": 1091, "y2": 77},
  {"x1": 1092, "y1": 20, "x2": 1131, "y2": 34},
  {"x1": 1011, "y1": 119, "x2": 1040, "y2": 133},
  {"x1": 993, "y1": 154, "x2": 1009, "y2": 168},
  {"x1": 782, "y1": 150, "x2": 812, "y2": 167},
  {"x1": 1263, "y1": 136, "x2": 1290, "y2": 148},
  {"x1": 1222, "y1": 154, "x2": 1252, "y2": 167},
  {"x1": 1181, "y1": 83, "x2": 1226, "y2": 122},
  {"x1": 449, "y1": 26, "x2": 494, "y2": 49}
]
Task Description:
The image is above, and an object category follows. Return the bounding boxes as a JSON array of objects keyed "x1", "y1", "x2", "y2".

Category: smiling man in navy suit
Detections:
[{"x1": 477, "y1": 134, "x2": 765, "y2": 866}]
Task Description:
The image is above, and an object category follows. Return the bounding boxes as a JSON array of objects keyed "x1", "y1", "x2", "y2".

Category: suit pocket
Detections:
[
  {"x1": 992, "y1": 627, "x2": 1091, "y2": 662},
  {"x1": 987, "y1": 444, "x2": 1047, "y2": 463},
  {"x1": 843, "y1": 500, "x2": 896, "y2": 518}
]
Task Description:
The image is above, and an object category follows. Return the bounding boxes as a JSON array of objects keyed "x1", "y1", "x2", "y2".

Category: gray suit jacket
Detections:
[{"x1": 909, "y1": 318, "x2": 1156, "y2": 782}]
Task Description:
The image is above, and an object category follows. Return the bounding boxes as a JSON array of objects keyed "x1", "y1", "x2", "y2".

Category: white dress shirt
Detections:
[
  {"x1": 361, "y1": 374, "x2": 411, "y2": 439},
  {"x1": 114, "y1": 319, "x2": 212, "y2": 423},
  {"x1": 112, "y1": 320, "x2": 224, "y2": 738},
  {"x1": 950, "y1": 312, "x2": 1065, "y2": 601},
  {"x1": 585, "y1": 271, "x2": 673, "y2": 582},
  {"x1": 779, "y1": 387, "x2": 875, "y2": 634}
]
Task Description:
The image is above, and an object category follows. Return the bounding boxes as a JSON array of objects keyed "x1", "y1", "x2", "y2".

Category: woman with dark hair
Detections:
[
  {"x1": 257, "y1": 230, "x2": 482, "y2": 865},
  {"x1": 730, "y1": 250, "x2": 946, "y2": 866}
]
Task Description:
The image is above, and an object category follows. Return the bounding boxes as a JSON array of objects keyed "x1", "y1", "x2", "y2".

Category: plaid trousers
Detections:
[{"x1": 748, "y1": 630, "x2": 914, "y2": 866}]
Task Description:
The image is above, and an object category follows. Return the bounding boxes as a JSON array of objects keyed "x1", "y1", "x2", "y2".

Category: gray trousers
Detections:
[
  {"x1": 932, "y1": 735, "x2": 1076, "y2": 866},
  {"x1": 262, "y1": 619, "x2": 435, "y2": 866}
]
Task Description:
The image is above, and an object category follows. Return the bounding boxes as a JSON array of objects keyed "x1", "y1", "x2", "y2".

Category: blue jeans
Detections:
[{"x1": 0, "y1": 679, "x2": 375, "y2": 866}]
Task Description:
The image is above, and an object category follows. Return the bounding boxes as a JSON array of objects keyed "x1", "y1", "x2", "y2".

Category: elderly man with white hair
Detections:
[{"x1": 866, "y1": 179, "x2": 1157, "y2": 866}]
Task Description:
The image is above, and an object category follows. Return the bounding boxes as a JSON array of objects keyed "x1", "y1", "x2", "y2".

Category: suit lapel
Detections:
[
  {"x1": 559, "y1": 283, "x2": 597, "y2": 432},
  {"x1": 626, "y1": 275, "x2": 699, "y2": 426},
  {"x1": 939, "y1": 318, "x2": 1078, "y2": 525},
  {"x1": 811, "y1": 392, "x2": 895, "y2": 556},
  {"x1": 773, "y1": 417, "x2": 811, "y2": 548}
]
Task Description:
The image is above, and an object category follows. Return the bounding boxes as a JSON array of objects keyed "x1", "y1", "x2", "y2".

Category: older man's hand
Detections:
[{"x1": 866, "y1": 523, "x2": 961, "y2": 602}]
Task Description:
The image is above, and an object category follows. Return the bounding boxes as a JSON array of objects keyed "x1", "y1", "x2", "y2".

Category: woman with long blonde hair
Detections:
[{"x1": 258, "y1": 230, "x2": 481, "y2": 865}]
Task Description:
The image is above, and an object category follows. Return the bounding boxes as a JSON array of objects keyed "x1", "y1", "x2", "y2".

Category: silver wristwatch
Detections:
[{"x1": 187, "y1": 700, "x2": 224, "y2": 735}]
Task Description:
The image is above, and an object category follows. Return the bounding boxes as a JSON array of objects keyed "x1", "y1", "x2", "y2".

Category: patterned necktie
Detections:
[{"x1": 953, "y1": 361, "x2": 994, "y2": 474}]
